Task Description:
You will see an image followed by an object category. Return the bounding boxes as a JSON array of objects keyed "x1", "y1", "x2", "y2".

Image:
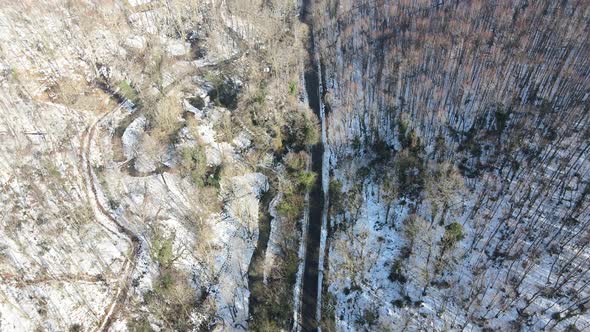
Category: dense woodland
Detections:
[
  {"x1": 313, "y1": 0, "x2": 590, "y2": 330},
  {"x1": 0, "y1": 0, "x2": 588, "y2": 331}
]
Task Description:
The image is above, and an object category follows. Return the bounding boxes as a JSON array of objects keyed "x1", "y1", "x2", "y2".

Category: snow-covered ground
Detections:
[
  {"x1": 0, "y1": 89, "x2": 130, "y2": 331},
  {"x1": 0, "y1": 1, "x2": 272, "y2": 330},
  {"x1": 322, "y1": 87, "x2": 590, "y2": 331}
]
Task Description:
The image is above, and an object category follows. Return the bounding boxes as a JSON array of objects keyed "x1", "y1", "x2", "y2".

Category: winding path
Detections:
[
  {"x1": 79, "y1": 105, "x2": 142, "y2": 332},
  {"x1": 77, "y1": 2, "x2": 249, "y2": 328}
]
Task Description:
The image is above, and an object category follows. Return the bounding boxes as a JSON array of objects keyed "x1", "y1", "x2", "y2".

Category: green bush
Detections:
[
  {"x1": 356, "y1": 308, "x2": 379, "y2": 327},
  {"x1": 117, "y1": 80, "x2": 138, "y2": 103},
  {"x1": 205, "y1": 165, "x2": 222, "y2": 188},
  {"x1": 396, "y1": 150, "x2": 425, "y2": 199},
  {"x1": 179, "y1": 145, "x2": 207, "y2": 186},
  {"x1": 302, "y1": 116, "x2": 320, "y2": 146},
  {"x1": 494, "y1": 108, "x2": 510, "y2": 134},
  {"x1": 288, "y1": 106, "x2": 320, "y2": 147},
  {"x1": 251, "y1": 86, "x2": 267, "y2": 105},
  {"x1": 435, "y1": 133, "x2": 447, "y2": 158},
  {"x1": 329, "y1": 179, "x2": 343, "y2": 214},
  {"x1": 288, "y1": 81, "x2": 298, "y2": 96},
  {"x1": 209, "y1": 77, "x2": 240, "y2": 109},
  {"x1": 151, "y1": 229, "x2": 175, "y2": 267},
  {"x1": 363, "y1": 308, "x2": 379, "y2": 327},
  {"x1": 441, "y1": 222, "x2": 465, "y2": 251},
  {"x1": 296, "y1": 171, "x2": 317, "y2": 191},
  {"x1": 127, "y1": 317, "x2": 154, "y2": 332},
  {"x1": 145, "y1": 267, "x2": 198, "y2": 332},
  {"x1": 388, "y1": 259, "x2": 407, "y2": 284},
  {"x1": 249, "y1": 250, "x2": 298, "y2": 330},
  {"x1": 68, "y1": 324, "x2": 83, "y2": 332},
  {"x1": 402, "y1": 214, "x2": 420, "y2": 245},
  {"x1": 157, "y1": 269, "x2": 174, "y2": 290},
  {"x1": 276, "y1": 193, "x2": 304, "y2": 221},
  {"x1": 284, "y1": 151, "x2": 308, "y2": 172},
  {"x1": 147, "y1": 96, "x2": 183, "y2": 142},
  {"x1": 372, "y1": 138, "x2": 391, "y2": 161},
  {"x1": 352, "y1": 136, "x2": 361, "y2": 151}
]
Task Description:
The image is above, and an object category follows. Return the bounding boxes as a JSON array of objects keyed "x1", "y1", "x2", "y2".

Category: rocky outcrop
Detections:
[{"x1": 0, "y1": 1, "x2": 279, "y2": 330}]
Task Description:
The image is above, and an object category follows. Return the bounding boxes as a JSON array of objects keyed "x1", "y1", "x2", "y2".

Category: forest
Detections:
[{"x1": 0, "y1": 0, "x2": 588, "y2": 331}]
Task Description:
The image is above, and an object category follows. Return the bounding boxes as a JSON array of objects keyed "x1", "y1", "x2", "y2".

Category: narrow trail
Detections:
[
  {"x1": 78, "y1": 105, "x2": 142, "y2": 332},
  {"x1": 76, "y1": 2, "x2": 248, "y2": 328},
  {"x1": 1, "y1": 273, "x2": 108, "y2": 287}
]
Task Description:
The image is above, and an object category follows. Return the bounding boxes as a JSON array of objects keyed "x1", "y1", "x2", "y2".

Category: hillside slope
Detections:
[{"x1": 311, "y1": 0, "x2": 590, "y2": 331}]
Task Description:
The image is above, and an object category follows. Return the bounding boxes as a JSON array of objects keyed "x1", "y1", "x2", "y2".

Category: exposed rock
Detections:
[{"x1": 122, "y1": 116, "x2": 146, "y2": 160}]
